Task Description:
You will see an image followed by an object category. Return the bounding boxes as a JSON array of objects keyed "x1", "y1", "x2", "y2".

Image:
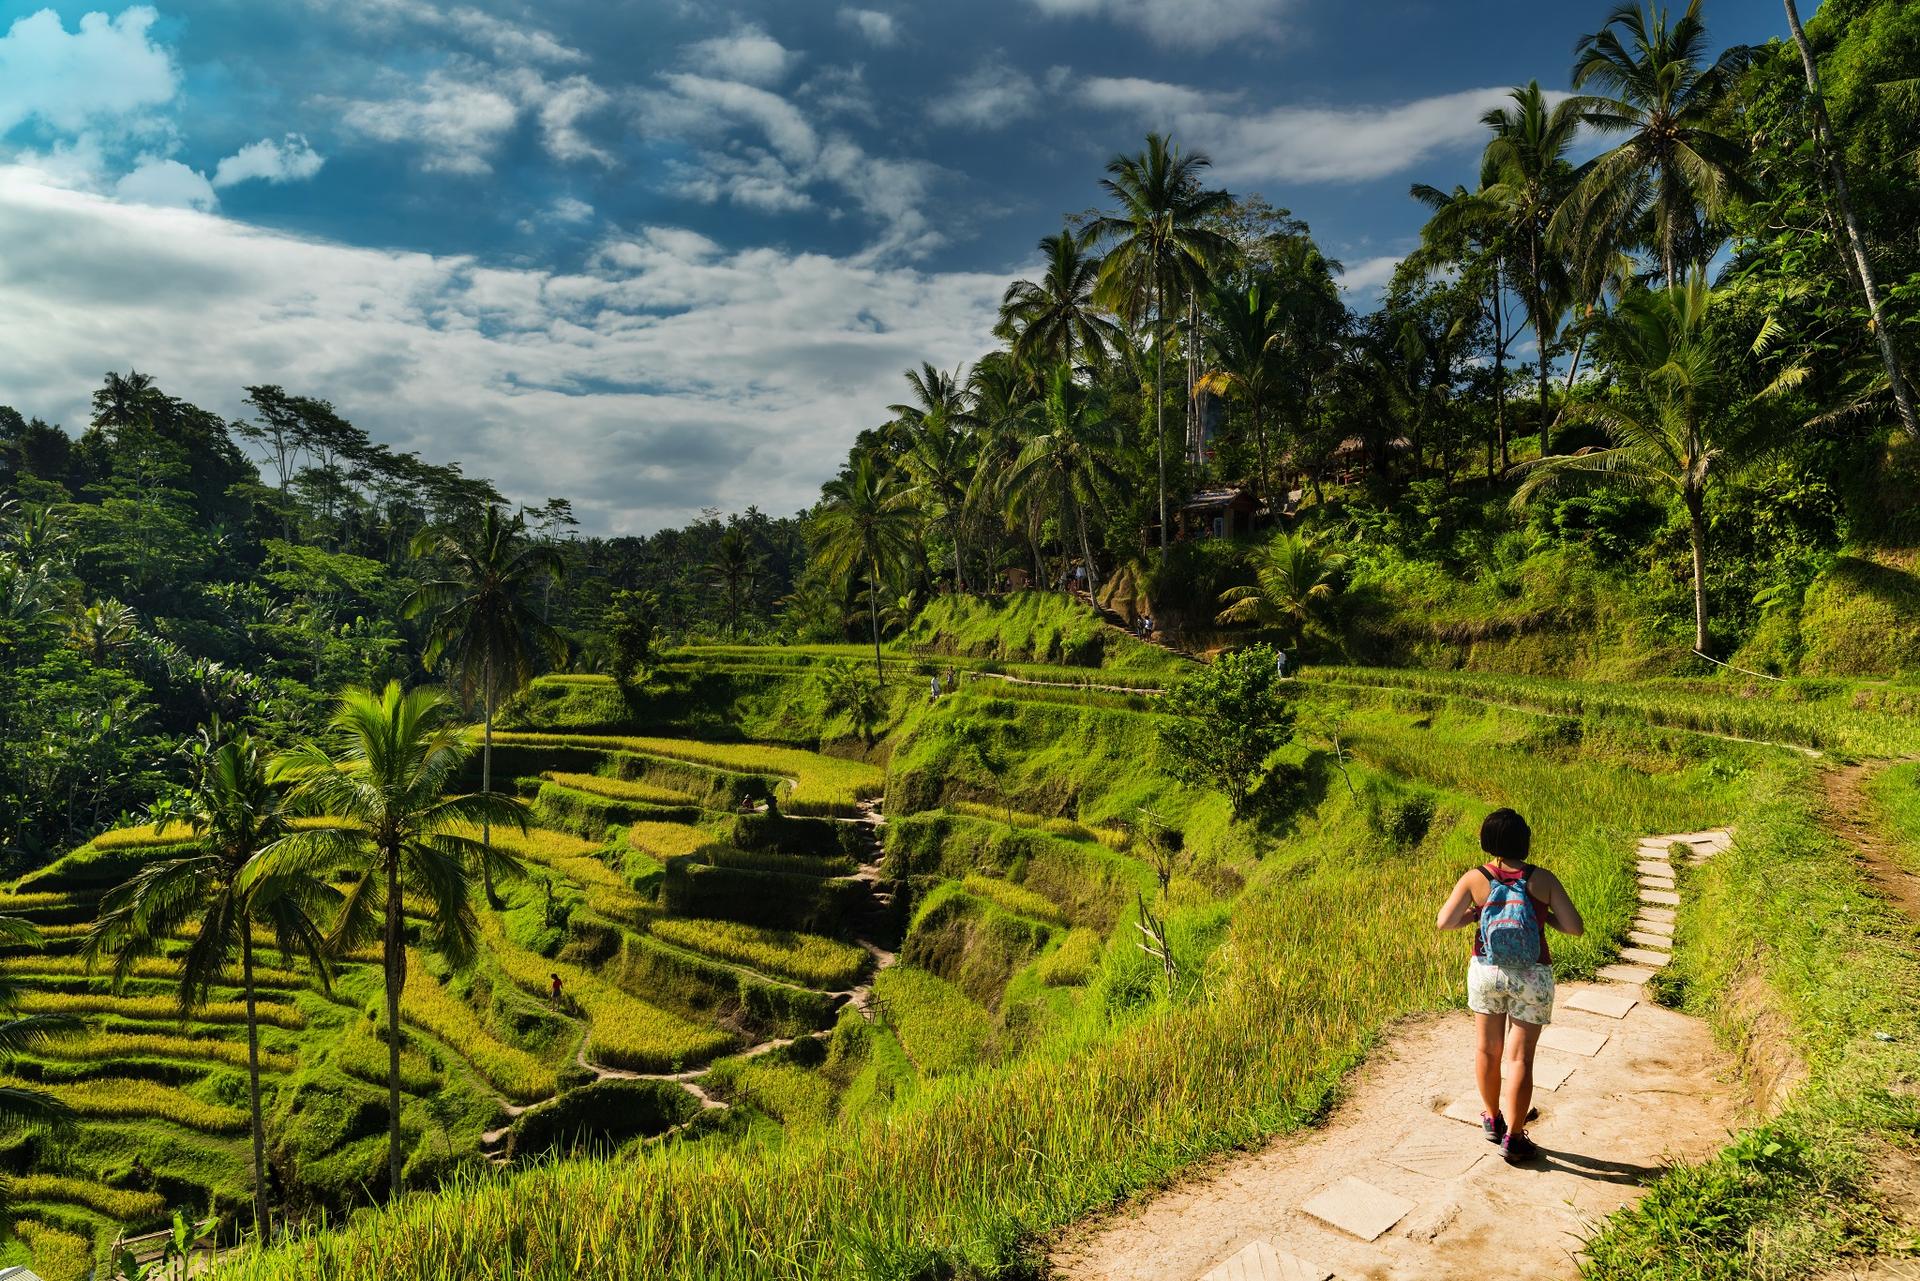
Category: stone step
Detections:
[
  {"x1": 1627, "y1": 929, "x2": 1671, "y2": 950},
  {"x1": 1198, "y1": 1240, "x2": 1333, "y2": 1281},
  {"x1": 1631, "y1": 917, "x2": 1675, "y2": 939},
  {"x1": 1597, "y1": 962, "x2": 1656, "y2": 985},
  {"x1": 1300, "y1": 1176, "x2": 1413, "y2": 1243},
  {"x1": 1641, "y1": 888, "x2": 1681, "y2": 907},
  {"x1": 1619, "y1": 946, "x2": 1671, "y2": 968}
]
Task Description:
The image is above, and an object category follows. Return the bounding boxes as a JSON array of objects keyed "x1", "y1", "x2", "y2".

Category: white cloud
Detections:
[
  {"x1": 322, "y1": 0, "x2": 584, "y2": 66},
  {"x1": 684, "y1": 23, "x2": 799, "y2": 87},
  {"x1": 928, "y1": 62, "x2": 1040, "y2": 130},
  {"x1": 339, "y1": 68, "x2": 519, "y2": 173},
  {"x1": 1336, "y1": 254, "x2": 1403, "y2": 296},
  {"x1": 1081, "y1": 77, "x2": 1530, "y2": 183},
  {"x1": 114, "y1": 156, "x2": 217, "y2": 210},
  {"x1": 1028, "y1": 0, "x2": 1296, "y2": 49},
  {"x1": 0, "y1": 164, "x2": 1011, "y2": 534},
  {"x1": 636, "y1": 74, "x2": 940, "y2": 257},
  {"x1": 549, "y1": 196, "x2": 594, "y2": 224},
  {"x1": 0, "y1": 6, "x2": 178, "y2": 135},
  {"x1": 212, "y1": 135, "x2": 325, "y2": 188},
  {"x1": 838, "y1": 8, "x2": 899, "y2": 46},
  {"x1": 338, "y1": 64, "x2": 612, "y2": 173}
]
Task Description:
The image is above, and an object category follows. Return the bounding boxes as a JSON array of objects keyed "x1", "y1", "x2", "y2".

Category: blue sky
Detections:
[{"x1": 0, "y1": 0, "x2": 1798, "y2": 533}]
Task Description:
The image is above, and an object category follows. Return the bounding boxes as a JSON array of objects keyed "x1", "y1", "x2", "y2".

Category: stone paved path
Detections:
[{"x1": 1049, "y1": 829, "x2": 1737, "y2": 1281}]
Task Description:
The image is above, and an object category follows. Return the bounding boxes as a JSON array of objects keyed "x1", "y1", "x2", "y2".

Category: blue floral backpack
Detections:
[{"x1": 1479, "y1": 868, "x2": 1541, "y2": 966}]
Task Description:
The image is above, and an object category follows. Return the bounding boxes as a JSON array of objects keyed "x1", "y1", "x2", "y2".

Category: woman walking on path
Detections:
[{"x1": 1435, "y1": 808, "x2": 1584, "y2": 1164}]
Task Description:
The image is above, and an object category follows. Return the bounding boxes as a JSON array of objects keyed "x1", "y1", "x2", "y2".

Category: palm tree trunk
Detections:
[
  {"x1": 1077, "y1": 502, "x2": 1100, "y2": 599},
  {"x1": 1532, "y1": 235, "x2": 1551, "y2": 460},
  {"x1": 867, "y1": 556, "x2": 884, "y2": 679},
  {"x1": 1154, "y1": 272, "x2": 1168, "y2": 562},
  {"x1": 481, "y1": 665, "x2": 501, "y2": 912},
  {"x1": 384, "y1": 852, "x2": 405, "y2": 1196},
  {"x1": 243, "y1": 931, "x2": 269, "y2": 1241},
  {"x1": 1686, "y1": 488, "x2": 1710, "y2": 656},
  {"x1": 1782, "y1": 0, "x2": 1918, "y2": 437},
  {"x1": 948, "y1": 513, "x2": 967, "y2": 594},
  {"x1": 1253, "y1": 393, "x2": 1269, "y2": 505},
  {"x1": 1492, "y1": 264, "x2": 1509, "y2": 474}
]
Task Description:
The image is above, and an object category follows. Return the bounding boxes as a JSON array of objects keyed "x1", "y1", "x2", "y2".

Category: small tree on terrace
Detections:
[
  {"x1": 818, "y1": 659, "x2": 885, "y2": 747},
  {"x1": 811, "y1": 451, "x2": 917, "y2": 679},
  {"x1": 1156, "y1": 643, "x2": 1295, "y2": 821},
  {"x1": 603, "y1": 588, "x2": 659, "y2": 708}
]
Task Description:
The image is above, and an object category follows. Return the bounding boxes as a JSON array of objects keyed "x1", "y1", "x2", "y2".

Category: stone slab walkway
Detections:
[{"x1": 1048, "y1": 829, "x2": 1736, "y2": 1281}]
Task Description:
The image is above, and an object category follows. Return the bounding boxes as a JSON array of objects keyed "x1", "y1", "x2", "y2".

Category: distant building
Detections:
[
  {"x1": 1176, "y1": 486, "x2": 1262, "y2": 540},
  {"x1": 0, "y1": 1266, "x2": 47, "y2": 1281}
]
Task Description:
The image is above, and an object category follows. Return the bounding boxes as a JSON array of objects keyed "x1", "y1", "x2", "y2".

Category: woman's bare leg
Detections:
[
  {"x1": 1501, "y1": 1018, "x2": 1545, "y2": 1130},
  {"x1": 1474, "y1": 1012, "x2": 1507, "y2": 1121}
]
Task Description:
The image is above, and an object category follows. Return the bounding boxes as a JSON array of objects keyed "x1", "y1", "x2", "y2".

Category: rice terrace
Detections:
[{"x1": 0, "y1": 0, "x2": 1918, "y2": 1278}]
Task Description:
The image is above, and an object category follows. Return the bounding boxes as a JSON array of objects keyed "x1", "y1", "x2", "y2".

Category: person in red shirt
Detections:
[{"x1": 1435, "y1": 808, "x2": 1585, "y2": 1163}]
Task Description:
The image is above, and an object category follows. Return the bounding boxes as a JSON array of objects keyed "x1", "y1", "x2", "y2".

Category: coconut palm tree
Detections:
[
  {"x1": 1215, "y1": 533, "x2": 1345, "y2": 650},
  {"x1": 812, "y1": 452, "x2": 918, "y2": 677},
  {"x1": 1005, "y1": 366, "x2": 1125, "y2": 593},
  {"x1": 1562, "y1": 0, "x2": 1751, "y2": 290},
  {"x1": 1479, "y1": 82, "x2": 1581, "y2": 459},
  {"x1": 1197, "y1": 283, "x2": 1286, "y2": 502},
  {"x1": 1413, "y1": 162, "x2": 1518, "y2": 473},
  {"x1": 887, "y1": 362, "x2": 969, "y2": 454},
  {"x1": 705, "y1": 525, "x2": 765, "y2": 637},
  {"x1": 64, "y1": 599, "x2": 138, "y2": 665},
  {"x1": 1088, "y1": 134, "x2": 1234, "y2": 562},
  {"x1": 900, "y1": 407, "x2": 976, "y2": 594},
  {"x1": 87, "y1": 722, "x2": 338, "y2": 1240},
  {"x1": 1778, "y1": 0, "x2": 1917, "y2": 438},
  {"x1": 273, "y1": 682, "x2": 527, "y2": 1195},
  {"x1": 405, "y1": 506, "x2": 563, "y2": 908},
  {"x1": 999, "y1": 227, "x2": 1120, "y2": 376},
  {"x1": 962, "y1": 353, "x2": 1042, "y2": 585},
  {"x1": 1516, "y1": 274, "x2": 1806, "y2": 655}
]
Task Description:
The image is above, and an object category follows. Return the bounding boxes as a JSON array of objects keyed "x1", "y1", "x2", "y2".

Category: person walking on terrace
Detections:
[{"x1": 1435, "y1": 808, "x2": 1584, "y2": 1164}]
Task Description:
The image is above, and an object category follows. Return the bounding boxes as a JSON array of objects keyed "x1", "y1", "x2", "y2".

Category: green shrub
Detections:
[{"x1": 1361, "y1": 778, "x2": 1439, "y2": 847}]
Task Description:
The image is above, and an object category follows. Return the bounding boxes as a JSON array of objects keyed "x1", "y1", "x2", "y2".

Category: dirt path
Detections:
[
  {"x1": 1822, "y1": 764, "x2": 1920, "y2": 921},
  {"x1": 1049, "y1": 829, "x2": 1740, "y2": 1281}
]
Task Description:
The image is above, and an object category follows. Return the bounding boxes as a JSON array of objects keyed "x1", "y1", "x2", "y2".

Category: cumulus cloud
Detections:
[
  {"x1": 838, "y1": 8, "x2": 900, "y2": 46},
  {"x1": 0, "y1": 164, "x2": 1011, "y2": 533},
  {"x1": 0, "y1": 6, "x2": 178, "y2": 135},
  {"x1": 338, "y1": 63, "x2": 612, "y2": 173},
  {"x1": 928, "y1": 62, "x2": 1040, "y2": 130},
  {"x1": 211, "y1": 135, "x2": 325, "y2": 188},
  {"x1": 1027, "y1": 0, "x2": 1296, "y2": 49},
  {"x1": 1336, "y1": 254, "x2": 1404, "y2": 297},
  {"x1": 684, "y1": 23, "x2": 800, "y2": 87},
  {"x1": 1080, "y1": 76, "x2": 1531, "y2": 183},
  {"x1": 113, "y1": 156, "x2": 217, "y2": 210},
  {"x1": 636, "y1": 73, "x2": 941, "y2": 257}
]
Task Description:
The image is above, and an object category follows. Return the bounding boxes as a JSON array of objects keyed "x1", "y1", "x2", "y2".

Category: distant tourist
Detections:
[
  {"x1": 1434, "y1": 808, "x2": 1585, "y2": 1165},
  {"x1": 945, "y1": 667, "x2": 958, "y2": 694},
  {"x1": 549, "y1": 973, "x2": 564, "y2": 1005},
  {"x1": 929, "y1": 674, "x2": 940, "y2": 702},
  {"x1": 1275, "y1": 648, "x2": 1289, "y2": 678}
]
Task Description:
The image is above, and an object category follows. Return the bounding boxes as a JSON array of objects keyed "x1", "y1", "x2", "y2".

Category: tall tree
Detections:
[
  {"x1": 1516, "y1": 274, "x2": 1805, "y2": 654},
  {"x1": 1196, "y1": 283, "x2": 1287, "y2": 502},
  {"x1": 1564, "y1": 0, "x2": 1751, "y2": 289},
  {"x1": 1413, "y1": 164, "x2": 1517, "y2": 472},
  {"x1": 405, "y1": 507, "x2": 564, "y2": 908},
  {"x1": 275, "y1": 682, "x2": 526, "y2": 1194},
  {"x1": 900, "y1": 407, "x2": 976, "y2": 594},
  {"x1": 999, "y1": 227, "x2": 1119, "y2": 375},
  {"x1": 1089, "y1": 134, "x2": 1234, "y2": 562},
  {"x1": 87, "y1": 723, "x2": 338, "y2": 1240},
  {"x1": 1480, "y1": 82, "x2": 1581, "y2": 459},
  {"x1": 705, "y1": 524, "x2": 765, "y2": 637},
  {"x1": 1006, "y1": 367, "x2": 1125, "y2": 592},
  {"x1": 1779, "y1": 0, "x2": 1918, "y2": 437},
  {"x1": 812, "y1": 452, "x2": 918, "y2": 677}
]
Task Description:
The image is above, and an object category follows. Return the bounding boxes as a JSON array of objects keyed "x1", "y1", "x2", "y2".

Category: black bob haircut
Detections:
[{"x1": 1480, "y1": 808, "x2": 1532, "y2": 861}]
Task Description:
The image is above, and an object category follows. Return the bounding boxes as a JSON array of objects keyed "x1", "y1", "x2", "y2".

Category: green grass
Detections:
[
  {"x1": 869, "y1": 966, "x2": 995, "y2": 1079},
  {"x1": 1311, "y1": 665, "x2": 1920, "y2": 758},
  {"x1": 34, "y1": 1031, "x2": 294, "y2": 1073},
  {"x1": 647, "y1": 917, "x2": 870, "y2": 990},
  {"x1": 494, "y1": 732, "x2": 884, "y2": 817},
  {"x1": 541, "y1": 771, "x2": 697, "y2": 806},
  {"x1": 12, "y1": 1173, "x2": 166, "y2": 1222},
  {"x1": 16, "y1": 990, "x2": 306, "y2": 1029},
  {"x1": 0, "y1": 1076, "x2": 248, "y2": 1132},
  {"x1": 477, "y1": 910, "x2": 735, "y2": 1073},
  {"x1": 400, "y1": 957, "x2": 560, "y2": 1104},
  {"x1": 1579, "y1": 766, "x2": 1920, "y2": 1278}
]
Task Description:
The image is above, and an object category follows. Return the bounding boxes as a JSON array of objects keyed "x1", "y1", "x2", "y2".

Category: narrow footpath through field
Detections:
[{"x1": 1050, "y1": 829, "x2": 1740, "y2": 1281}]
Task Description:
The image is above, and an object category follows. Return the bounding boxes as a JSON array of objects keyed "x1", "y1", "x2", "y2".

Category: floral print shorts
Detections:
[{"x1": 1467, "y1": 959, "x2": 1555, "y2": 1026}]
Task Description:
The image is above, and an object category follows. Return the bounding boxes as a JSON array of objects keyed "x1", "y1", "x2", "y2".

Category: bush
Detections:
[
  {"x1": 1362, "y1": 779, "x2": 1439, "y2": 847},
  {"x1": 508, "y1": 1079, "x2": 699, "y2": 1158}
]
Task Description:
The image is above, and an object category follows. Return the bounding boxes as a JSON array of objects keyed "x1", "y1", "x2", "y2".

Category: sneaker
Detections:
[
  {"x1": 1502, "y1": 1129, "x2": 1538, "y2": 1165},
  {"x1": 1480, "y1": 1112, "x2": 1507, "y2": 1145}
]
